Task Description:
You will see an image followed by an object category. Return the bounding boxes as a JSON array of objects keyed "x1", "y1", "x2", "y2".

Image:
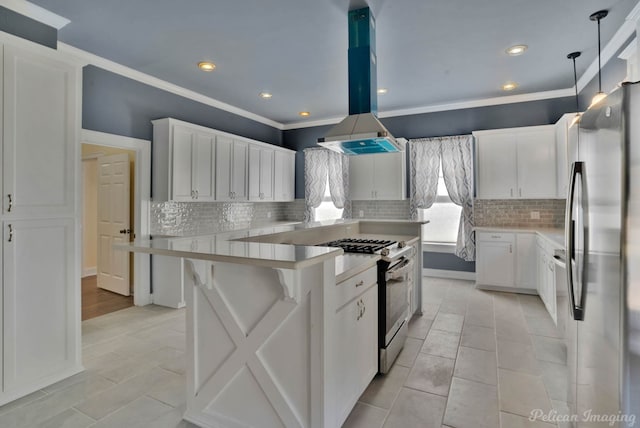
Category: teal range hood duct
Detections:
[{"x1": 318, "y1": 7, "x2": 403, "y2": 155}]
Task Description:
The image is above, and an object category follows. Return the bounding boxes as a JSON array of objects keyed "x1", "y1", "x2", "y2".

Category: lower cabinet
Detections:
[
  {"x1": 333, "y1": 268, "x2": 378, "y2": 426},
  {"x1": 2, "y1": 218, "x2": 80, "y2": 399},
  {"x1": 476, "y1": 232, "x2": 515, "y2": 287},
  {"x1": 536, "y1": 238, "x2": 557, "y2": 324},
  {"x1": 152, "y1": 255, "x2": 185, "y2": 308}
]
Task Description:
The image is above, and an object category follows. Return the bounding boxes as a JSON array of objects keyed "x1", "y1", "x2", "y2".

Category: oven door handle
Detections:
[{"x1": 386, "y1": 258, "x2": 414, "y2": 280}]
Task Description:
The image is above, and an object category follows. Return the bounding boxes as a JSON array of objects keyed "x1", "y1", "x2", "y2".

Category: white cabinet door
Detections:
[
  {"x1": 193, "y1": 132, "x2": 215, "y2": 201},
  {"x1": 2, "y1": 46, "x2": 77, "y2": 217},
  {"x1": 215, "y1": 135, "x2": 233, "y2": 201},
  {"x1": 476, "y1": 133, "x2": 517, "y2": 199},
  {"x1": 260, "y1": 149, "x2": 274, "y2": 201},
  {"x1": 515, "y1": 233, "x2": 536, "y2": 290},
  {"x1": 171, "y1": 125, "x2": 195, "y2": 201},
  {"x1": 231, "y1": 140, "x2": 248, "y2": 201},
  {"x1": 349, "y1": 155, "x2": 374, "y2": 200},
  {"x1": 284, "y1": 152, "x2": 296, "y2": 201},
  {"x1": 249, "y1": 146, "x2": 275, "y2": 201},
  {"x1": 373, "y1": 152, "x2": 405, "y2": 200},
  {"x1": 273, "y1": 151, "x2": 286, "y2": 201},
  {"x1": 248, "y1": 145, "x2": 261, "y2": 201},
  {"x1": 3, "y1": 218, "x2": 77, "y2": 392},
  {"x1": 333, "y1": 284, "x2": 378, "y2": 426},
  {"x1": 476, "y1": 233, "x2": 515, "y2": 287},
  {"x1": 517, "y1": 127, "x2": 556, "y2": 198}
]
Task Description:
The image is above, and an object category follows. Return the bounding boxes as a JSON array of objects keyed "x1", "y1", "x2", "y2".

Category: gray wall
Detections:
[
  {"x1": 423, "y1": 252, "x2": 475, "y2": 272},
  {"x1": 0, "y1": 6, "x2": 57, "y2": 49},
  {"x1": 82, "y1": 65, "x2": 283, "y2": 146}
]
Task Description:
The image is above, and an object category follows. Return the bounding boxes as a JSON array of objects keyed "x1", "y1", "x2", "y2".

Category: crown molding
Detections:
[
  {"x1": 282, "y1": 88, "x2": 574, "y2": 130},
  {"x1": 57, "y1": 42, "x2": 284, "y2": 130},
  {"x1": 0, "y1": 0, "x2": 69, "y2": 29},
  {"x1": 618, "y1": 37, "x2": 637, "y2": 60}
]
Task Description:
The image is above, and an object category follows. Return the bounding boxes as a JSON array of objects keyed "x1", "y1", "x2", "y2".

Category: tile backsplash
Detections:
[
  {"x1": 474, "y1": 199, "x2": 566, "y2": 228},
  {"x1": 351, "y1": 200, "x2": 411, "y2": 220},
  {"x1": 151, "y1": 200, "x2": 305, "y2": 236}
]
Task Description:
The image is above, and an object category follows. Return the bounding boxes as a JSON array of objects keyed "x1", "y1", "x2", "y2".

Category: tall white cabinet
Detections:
[{"x1": 0, "y1": 43, "x2": 81, "y2": 405}]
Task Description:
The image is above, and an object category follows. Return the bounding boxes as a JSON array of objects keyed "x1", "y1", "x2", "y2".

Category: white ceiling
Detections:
[{"x1": 28, "y1": 0, "x2": 640, "y2": 127}]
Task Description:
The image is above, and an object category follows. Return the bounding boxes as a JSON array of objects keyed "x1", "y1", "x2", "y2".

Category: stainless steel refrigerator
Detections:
[{"x1": 565, "y1": 80, "x2": 640, "y2": 427}]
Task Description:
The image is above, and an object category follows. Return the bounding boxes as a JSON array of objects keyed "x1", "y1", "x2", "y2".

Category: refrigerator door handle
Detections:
[{"x1": 565, "y1": 161, "x2": 588, "y2": 321}]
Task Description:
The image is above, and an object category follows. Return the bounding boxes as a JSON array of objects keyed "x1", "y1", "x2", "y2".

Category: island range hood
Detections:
[{"x1": 318, "y1": 7, "x2": 404, "y2": 155}]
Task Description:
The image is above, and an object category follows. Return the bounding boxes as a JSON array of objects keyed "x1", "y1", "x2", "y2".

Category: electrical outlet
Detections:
[
  {"x1": 267, "y1": 211, "x2": 272, "y2": 219},
  {"x1": 359, "y1": 210, "x2": 364, "y2": 218},
  {"x1": 531, "y1": 211, "x2": 540, "y2": 220}
]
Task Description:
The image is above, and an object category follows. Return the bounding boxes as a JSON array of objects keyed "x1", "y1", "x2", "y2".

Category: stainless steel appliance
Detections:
[
  {"x1": 317, "y1": 238, "x2": 415, "y2": 373},
  {"x1": 565, "y1": 81, "x2": 639, "y2": 426}
]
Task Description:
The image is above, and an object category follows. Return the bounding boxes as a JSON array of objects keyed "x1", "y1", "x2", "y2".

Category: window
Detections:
[
  {"x1": 419, "y1": 160, "x2": 462, "y2": 244},
  {"x1": 314, "y1": 176, "x2": 343, "y2": 221}
]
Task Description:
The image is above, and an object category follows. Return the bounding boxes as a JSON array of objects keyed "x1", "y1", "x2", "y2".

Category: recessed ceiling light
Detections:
[
  {"x1": 506, "y1": 45, "x2": 528, "y2": 56},
  {"x1": 299, "y1": 111, "x2": 311, "y2": 117},
  {"x1": 197, "y1": 61, "x2": 216, "y2": 72},
  {"x1": 377, "y1": 88, "x2": 388, "y2": 94},
  {"x1": 502, "y1": 82, "x2": 518, "y2": 91},
  {"x1": 259, "y1": 92, "x2": 273, "y2": 99}
]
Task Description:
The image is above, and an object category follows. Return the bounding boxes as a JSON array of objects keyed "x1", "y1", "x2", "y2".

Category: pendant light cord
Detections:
[
  {"x1": 573, "y1": 58, "x2": 579, "y2": 111},
  {"x1": 597, "y1": 17, "x2": 602, "y2": 93}
]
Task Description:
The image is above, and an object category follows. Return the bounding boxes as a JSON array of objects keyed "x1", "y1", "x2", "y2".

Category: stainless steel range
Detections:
[{"x1": 318, "y1": 237, "x2": 415, "y2": 373}]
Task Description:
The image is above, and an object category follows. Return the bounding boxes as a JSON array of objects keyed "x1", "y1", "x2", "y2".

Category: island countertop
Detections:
[{"x1": 118, "y1": 220, "x2": 424, "y2": 271}]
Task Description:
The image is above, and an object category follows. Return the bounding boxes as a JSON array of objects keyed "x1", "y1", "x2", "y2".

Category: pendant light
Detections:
[
  {"x1": 589, "y1": 10, "x2": 608, "y2": 107},
  {"x1": 567, "y1": 51, "x2": 582, "y2": 127}
]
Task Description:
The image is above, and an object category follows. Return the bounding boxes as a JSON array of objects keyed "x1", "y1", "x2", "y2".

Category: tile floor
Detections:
[{"x1": 0, "y1": 277, "x2": 569, "y2": 428}]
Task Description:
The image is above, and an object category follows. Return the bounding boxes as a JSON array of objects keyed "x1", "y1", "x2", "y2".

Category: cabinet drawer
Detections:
[
  {"x1": 335, "y1": 266, "x2": 377, "y2": 310},
  {"x1": 477, "y1": 232, "x2": 515, "y2": 243}
]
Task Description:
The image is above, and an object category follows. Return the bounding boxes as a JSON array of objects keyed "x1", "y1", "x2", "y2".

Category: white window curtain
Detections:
[
  {"x1": 440, "y1": 135, "x2": 475, "y2": 261},
  {"x1": 410, "y1": 135, "x2": 475, "y2": 261},
  {"x1": 304, "y1": 148, "x2": 351, "y2": 222},
  {"x1": 327, "y1": 150, "x2": 352, "y2": 219},
  {"x1": 409, "y1": 138, "x2": 441, "y2": 219}
]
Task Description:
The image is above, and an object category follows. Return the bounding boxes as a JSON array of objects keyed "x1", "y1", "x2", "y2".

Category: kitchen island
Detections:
[{"x1": 118, "y1": 220, "x2": 423, "y2": 428}]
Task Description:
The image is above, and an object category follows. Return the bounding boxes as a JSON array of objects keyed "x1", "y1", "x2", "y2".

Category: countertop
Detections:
[
  {"x1": 474, "y1": 226, "x2": 565, "y2": 249},
  {"x1": 119, "y1": 220, "x2": 421, "y2": 271}
]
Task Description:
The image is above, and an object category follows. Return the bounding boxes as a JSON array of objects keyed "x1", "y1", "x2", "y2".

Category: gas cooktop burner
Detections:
[{"x1": 317, "y1": 238, "x2": 397, "y2": 254}]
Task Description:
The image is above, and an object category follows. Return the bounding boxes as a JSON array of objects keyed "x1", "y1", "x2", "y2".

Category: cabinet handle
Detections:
[
  {"x1": 7, "y1": 194, "x2": 12, "y2": 212},
  {"x1": 519, "y1": 188, "x2": 522, "y2": 197},
  {"x1": 355, "y1": 280, "x2": 364, "y2": 287},
  {"x1": 510, "y1": 188, "x2": 513, "y2": 197},
  {"x1": 362, "y1": 301, "x2": 366, "y2": 317},
  {"x1": 191, "y1": 190, "x2": 195, "y2": 199},
  {"x1": 491, "y1": 235, "x2": 501, "y2": 239},
  {"x1": 195, "y1": 190, "x2": 199, "y2": 199},
  {"x1": 356, "y1": 300, "x2": 361, "y2": 320},
  {"x1": 509, "y1": 244, "x2": 512, "y2": 253},
  {"x1": 8, "y1": 224, "x2": 13, "y2": 242}
]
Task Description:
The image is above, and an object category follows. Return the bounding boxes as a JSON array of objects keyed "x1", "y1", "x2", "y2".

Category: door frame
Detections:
[{"x1": 80, "y1": 129, "x2": 151, "y2": 306}]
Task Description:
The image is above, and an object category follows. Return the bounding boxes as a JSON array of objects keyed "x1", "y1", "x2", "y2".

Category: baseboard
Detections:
[
  {"x1": 82, "y1": 267, "x2": 97, "y2": 278},
  {"x1": 475, "y1": 283, "x2": 539, "y2": 295},
  {"x1": 423, "y1": 268, "x2": 476, "y2": 281}
]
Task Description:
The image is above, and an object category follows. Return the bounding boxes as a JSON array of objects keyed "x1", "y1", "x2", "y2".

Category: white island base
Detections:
[{"x1": 182, "y1": 256, "x2": 374, "y2": 428}]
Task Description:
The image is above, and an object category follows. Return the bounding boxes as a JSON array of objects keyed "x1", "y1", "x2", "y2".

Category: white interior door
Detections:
[{"x1": 97, "y1": 153, "x2": 131, "y2": 295}]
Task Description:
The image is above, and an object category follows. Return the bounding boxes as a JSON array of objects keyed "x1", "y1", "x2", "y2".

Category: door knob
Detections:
[{"x1": 119, "y1": 229, "x2": 132, "y2": 234}]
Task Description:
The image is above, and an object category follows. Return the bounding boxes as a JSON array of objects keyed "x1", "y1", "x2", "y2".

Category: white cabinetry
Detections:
[
  {"x1": 0, "y1": 43, "x2": 81, "y2": 406},
  {"x1": 248, "y1": 145, "x2": 274, "y2": 201},
  {"x1": 349, "y1": 152, "x2": 406, "y2": 200},
  {"x1": 273, "y1": 150, "x2": 295, "y2": 201},
  {"x1": 476, "y1": 232, "x2": 515, "y2": 287},
  {"x1": 152, "y1": 119, "x2": 216, "y2": 201},
  {"x1": 153, "y1": 118, "x2": 295, "y2": 203},
  {"x1": 536, "y1": 237, "x2": 557, "y2": 324},
  {"x1": 476, "y1": 231, "x2": 537, "y2": 292},
  {"x1": 474, "y1": 125, "x2": 557, "y2": 199},
  {"x1": 215, "y1": 135, "x2": 248, "y2": 201},
  {"x1": 333, "y1": 266, "x2": 378, "y2": 426}
]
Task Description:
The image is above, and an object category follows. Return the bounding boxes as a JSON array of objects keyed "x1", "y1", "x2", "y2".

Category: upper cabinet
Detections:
[
  {"x1": 216, "y1": 136, "x2": 248, "y2": 202},
  {"x1": 2, "y1": 45, "x2": 78, "y2": 217},
  {"x1": 474, "y1": 125, "x2": 557, "y2": 199},
  {"x1": 152, "y1": 118, "x2": 295, "y2": 202},
  {"x1": 555, "y1": 113, "x2": 579, "y2": 199},
  {"x1": 349, "y1": 152, "x2": 406, "y2": 200},
  {"x1": 273, "y1": 151, "x2": 295, "y2": 201},
  {"x1": 248, "y1": 145, "x2": 274, "y2": 201}
]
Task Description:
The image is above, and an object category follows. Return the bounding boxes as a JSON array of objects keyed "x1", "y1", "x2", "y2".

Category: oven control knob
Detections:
[
  {"x1": 398, "y1": 241, "x2": 407, "y2": 248},
  {"x1": 380, "y1": 248, "x2": 390, "y2": 256}
]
